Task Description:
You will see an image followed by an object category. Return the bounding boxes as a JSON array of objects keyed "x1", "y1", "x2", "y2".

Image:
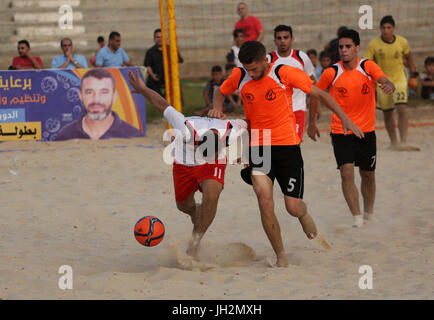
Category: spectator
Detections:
[
  {"x1": 324, "y1": 26, "x2": 348, "y2": 64},
  {"x1": 11, "y1": 40, "x2": 43, "y2": 70},
  {"x1": 421, "y1": 56, "x2": 434, "y2": 100},
  {"x1": 315, "y1": 50, "x2": 331, "y2": 80},
  {"x1": 306, "y1": 49, "x2": 318, "y2": 68},
  {"x1": 197, "y1": 65, "x2": 235, "y2": 116},
  {"x1": 51, "y1": 38, "x2": 88, "y2": 69},
  {"x1": 55, "y1": 68, "x2": 143, "y2": 141},
  {"x1": 234, "y1": 2, "x2": 263, "y2": 42},
  {"x1": 90, "y1": 36, "x2": 105, "y2": 67},
  {"x1": 226, "y1": 28, "x2": 245, "y2": 68},
  {"x1": 144, "y1": 28, "x2": 184, "y2": 97},
  {"x1": 95, "y1": 31, "x2": 132, "y2": 67}
]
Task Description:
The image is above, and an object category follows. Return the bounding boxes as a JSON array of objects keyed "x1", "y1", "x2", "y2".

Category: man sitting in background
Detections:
[
  {"x1": 11, "y1": 40, "x2": 43, "y2": 70},
  {"x1": 51, "y1": 38, "x2": 88, "y2": 69},
  {"x1": 95, "y1": 31, "x2": 133, "y2": 68}
]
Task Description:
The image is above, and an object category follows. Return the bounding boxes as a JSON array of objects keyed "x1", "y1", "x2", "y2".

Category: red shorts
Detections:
[
  {"x1": 294, "y1": 110, "x2": 306, "y2": 141},
  {"x1": 173, "y1": 162, "x2": 227, "y2": 202}
]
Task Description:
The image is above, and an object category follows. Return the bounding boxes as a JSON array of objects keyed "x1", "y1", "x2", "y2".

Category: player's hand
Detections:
[
  {"x1": 379, "y1": 82, "x2": 395, "y2": 95},
  {"x1": 307, "y1": 124, "x2": 320, "y2": 141},
  {"x1": 128, "y1": 69, "x2": 146, "y2": 94},
  {"x1": 342, "y1": 118, "x2": 364, "y2": 139},
  {"x1": 207, "y1": 109, "x2": 227, "y2": 120}
]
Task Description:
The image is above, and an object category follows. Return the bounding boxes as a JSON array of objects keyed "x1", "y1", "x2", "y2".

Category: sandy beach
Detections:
[{"x1": 0, "y1": 107, "x2": 433, "y2": 300}]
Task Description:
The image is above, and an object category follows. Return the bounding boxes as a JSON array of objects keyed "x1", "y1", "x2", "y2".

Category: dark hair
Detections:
[
  {"x1": 319, "y1": 50, "x2": 329, "y2": 60},
  {"x1": 154, "y1": 28, "x2": 161, "y2": 37},
  {"x1": 211, "y1": 65, "x2": 222, "y2": 73},
  {"x1": 197, "y1": 130, "x2": 222, "y2": 160},
  {"x1": 380, "y1": 15, "x2": 395, "y2": 27},
  {"x1": 18, "y1": 40, "x2": 30, "y2": 48},
  {"x1": 337, "y1": 26, "x2": 348, "y2": 37},
  {"x1": 238, "y1": 41, "x2": 266, "y2": 64},
  {"x1": 60, "y1": 37, "x2": 72, "y2": 47},
  {"x1": 225, "y1": 62, "x2": 236, "y2": 71},
  {"x1": 307, "y1": 49, "x2": 317, "y2": 57},
  {"x1": 97, "y1": 36, "x2": 104, "y2": 43},
  {"x1": 274, "y1": 24, "x2": 293, "y2": 38},
  {"x1": 233, "y1": 28, "x2": 244, "y2": 38},
  {"x1": 338, "y1": 29, "x2": 360, "y2": 46},
  {"x1": 80, "y1": 68, "x2": 115, "y2": 91},
  {"x1": 109, "y1": 31, "x2": 121, "y2": 40},
  {"x1": 425, "y1": 56, "x2": 434, "y2": 66}
]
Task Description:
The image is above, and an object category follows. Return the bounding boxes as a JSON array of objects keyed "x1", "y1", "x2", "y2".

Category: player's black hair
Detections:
[
  {"x1": 307, "y1": 49, "x2": 317, "y2": 57},
  {"x1": 337, "y1": 26, "x2": 348, "y2": 37},
  {"x1": 380, "y1": 15, "x2": 395, "y2": 27},
  {"x1": 238, "y1": 41, "x2": 266, "y2": 64},
  {"x1": 211, "y1": 65, "x2": 222, "y2": 73},
  {"x1": 197, "y1": 130, "x2": 222, "y2": 160},
  {"x1": 154, "y1": 28, "x2": 161, "y2": 37},
  {"x1": 80, "y1": 68, "x2": 116, "y2": 91},
  {"x1": 109, "y1": 31, "x2": 121, "y2": 40},
  {"x1": 338, "y1": 29, "x2": 360, "y2": 46},
  {"x1": 425, "y1": 56, "x2": 434, "y2": 65},
  {"x1": 18, "y1": 39, "x2": 30, "y2": 48},
  {"x1": 233, "y1": 28, "x2": 244, "y2": 38},
  {"x1": 97, "y1": 36, "x2": 104, "y2": 43},
  {"x1": 273, "y1": 24, "x2": 293, "y2": 38}
]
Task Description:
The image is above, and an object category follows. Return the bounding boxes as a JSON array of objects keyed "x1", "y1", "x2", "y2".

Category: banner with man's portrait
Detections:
[{"x1": 0, "y1": 67, "x2": 147, "y2": 141}]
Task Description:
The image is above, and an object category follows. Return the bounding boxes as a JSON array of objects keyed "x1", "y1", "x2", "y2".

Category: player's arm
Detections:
[
  {"x1": 209, "y1": 68, "x2": 240, "y2": 119},
  {"x1": 310, "y1": 86, "x2": 364, "y2": 138},
  {"x1": 377, "y1": 77, "x2": 395, "y2": 95},
  {"x1": 404, "y1": 52, "x2": 417, "y2": 77},
  {"x1": 128, "y1": 69, "x2": 169, "y2": 112}
]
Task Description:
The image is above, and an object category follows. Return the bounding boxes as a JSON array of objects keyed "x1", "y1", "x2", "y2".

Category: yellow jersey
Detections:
[{"x1": 364, "y1": 35, "x2": 410, "y2": 83}]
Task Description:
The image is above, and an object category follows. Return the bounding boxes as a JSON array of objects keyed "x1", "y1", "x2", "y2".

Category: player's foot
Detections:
[
  {"x1": 398, "y1": 144, "x2": 420, "y2": 152},
  {"x1": 186, "y1": 233, "x2": 201, "y2": 257},
  {"x1": 298, "y1": 213, "x2": 317, "y2": 239},
  {"x1": 352, "y1": 215, "x2": 364, "y2": 228},
  {"x1": 363, "y1": 212, "x2": 377, "y2": 222},
  {"x1": 389, "y1": 144, "x2": 400, "y2": 151},
  {"x1": 276, "y1": 251, "x2": 289, "y2": 267}
]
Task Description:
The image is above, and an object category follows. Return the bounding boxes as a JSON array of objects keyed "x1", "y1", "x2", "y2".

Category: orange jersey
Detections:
[
  {"x1": 316, "y1": 59, "x2": 386, "y2": 134},
  {"x1": 219, "y1": 63, "x2": 312, "y2": 146}
]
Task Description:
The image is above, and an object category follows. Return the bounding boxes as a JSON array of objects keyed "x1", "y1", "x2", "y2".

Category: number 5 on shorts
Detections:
[
  {"x1": 371, "y1": 155, "x2": 376, "y2": 168},
  {"x1": 287, "y1": 178, "x2": 297, "y2": 193}
]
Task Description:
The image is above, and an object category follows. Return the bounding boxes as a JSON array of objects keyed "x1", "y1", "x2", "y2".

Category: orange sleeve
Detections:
[
  {"x1": 364, "y1": 60, "x2": 387, "y2": 81},
  {"x1": 278, "y1": 65, "x2": 313, "y2": 94},
  {"x1": 220, "y1": 67, "x2": 242, "y2": 95},
  {"x1": 315, "y1": 67, "x2": 335, "y2": 91}
]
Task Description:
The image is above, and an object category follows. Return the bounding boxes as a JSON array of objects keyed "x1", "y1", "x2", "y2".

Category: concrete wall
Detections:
[{"x1": 1, "y1": 0, "x2": 433, "y2": 78}]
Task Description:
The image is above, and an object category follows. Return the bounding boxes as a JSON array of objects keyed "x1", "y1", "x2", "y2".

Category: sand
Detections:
[{"x1": 0, "y1": 108, "x2": 433, "y2": 300}]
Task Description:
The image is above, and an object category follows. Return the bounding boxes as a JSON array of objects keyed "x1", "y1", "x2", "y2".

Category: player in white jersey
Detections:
[
  {"x1": 128, "y1": 70, "x2": 248, "y2": 256},
  {"x1": 267, "y1": 25, "x2": 318, "y2": 140}
]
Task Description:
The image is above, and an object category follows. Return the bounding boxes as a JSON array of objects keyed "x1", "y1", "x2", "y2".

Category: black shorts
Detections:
[
  {"x1": 242, "y1": 145, "x2": 304, "y2": 198},
  {"x1": 331, "y1": 131, "x2": 377, "y2": 171}
]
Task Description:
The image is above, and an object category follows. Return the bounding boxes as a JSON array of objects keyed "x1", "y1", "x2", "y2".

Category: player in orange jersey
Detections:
[
  {"x1": 209, "y1": 41, "x2": 363, "y2": 267},
  {"x1": 310, "y1": 29, "x2": 395, "y2": 228}
]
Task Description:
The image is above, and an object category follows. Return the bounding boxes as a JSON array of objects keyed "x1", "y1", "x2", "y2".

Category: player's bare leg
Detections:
[
  {"x1": 176, "y1": 192, "x2": 199, "y2": 225},
  {"x1": 383, "y1": 110, "x2": 399, "y2": 149},
  {"x1": 186, "y1": 179, "x2": 222, "y2": 257},
  {"x1": 251, "y1": 173, "x2": 288, "y2": 267},
  {"x1": 396, "y1": 104, "x2": 420, "y2": 151},
  {"x1": 340, "y1": 163, "x2": 363, "y2": 227},
  {"x1": 284, "y1": 196, "x2": 317, "y2": 239},
  {"x1": 360, "y1": 169, "x2": 376, "y2": 222}
]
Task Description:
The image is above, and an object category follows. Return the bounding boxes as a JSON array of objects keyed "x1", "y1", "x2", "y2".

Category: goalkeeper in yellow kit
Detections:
[{"x1": 365, "y1": 15, "x2": 419, "y2": 151}]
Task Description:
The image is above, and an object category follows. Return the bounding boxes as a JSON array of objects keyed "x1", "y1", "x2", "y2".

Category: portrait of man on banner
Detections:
[{"x1": 55, "y1": 68, "x2": 144, "y2": 141}]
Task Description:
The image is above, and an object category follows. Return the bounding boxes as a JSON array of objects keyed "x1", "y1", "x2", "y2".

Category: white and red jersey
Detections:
[
  {"x1": 267, "y1": 49, "x2": 315, "y2": 112},
  {"x1": 163, "y1": 106, "x2": 248, "y2": 166}
]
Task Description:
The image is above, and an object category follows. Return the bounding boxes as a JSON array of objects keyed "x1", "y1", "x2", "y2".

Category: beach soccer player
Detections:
[
  {"x1": 309, "y1": 29, "x2": 395, "y2": 227},
  {"x1": 267, "y1": 24, "x2": 318, "y2": 141},
  {"x1": 209, "y1": 41, "x2": 364, "y2": 267},
  {"x1": 128, "y1": 70, "x2": 248, "y2": 257}
]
